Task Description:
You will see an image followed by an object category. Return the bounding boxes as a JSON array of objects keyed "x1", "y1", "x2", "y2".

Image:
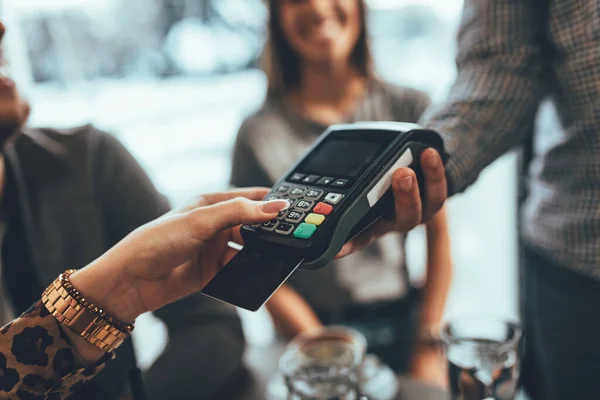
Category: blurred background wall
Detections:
[{"x1": 4, "y1": 0, "x2": 518, "y2": 369}]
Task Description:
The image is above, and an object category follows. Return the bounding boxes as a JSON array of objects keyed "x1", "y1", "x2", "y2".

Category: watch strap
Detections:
[{"x1": 42, "y1": 273, "x2": 130, "y2": 353}]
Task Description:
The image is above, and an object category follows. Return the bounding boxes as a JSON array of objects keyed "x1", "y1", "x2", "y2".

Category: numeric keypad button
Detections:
[
  {"x1": 275, "y1": 223, "x2": 295, "y2": 235},
  {"x1": 285, "y1": 211, "x2": 305, "y2": 223},
  {"x1": 261, "y1": 220, "x2": 279, "y2": 231},
  {"x1": 271, "y1": 198, "x2": 293, "y2": 219},
  {"x1": 305, "y1": 189, "x2": 324, "y2": 200},
  {"x1": 275, "y1": 184, "x2": 291, "y2": 194},
  {"x1": 265, "y1": 194, "x2": 282, "y2": 201},
  {"x1": 289, "y1": 187, "x2": 307, "y2": 197},
  {"x1": 294, "y1": 199, "x2": 314, "y2": 211}
]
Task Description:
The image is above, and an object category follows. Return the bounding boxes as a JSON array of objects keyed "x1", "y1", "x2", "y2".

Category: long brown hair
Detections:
[{"x1": 264, "y1": 0, "x2": 374, "y2": 97}]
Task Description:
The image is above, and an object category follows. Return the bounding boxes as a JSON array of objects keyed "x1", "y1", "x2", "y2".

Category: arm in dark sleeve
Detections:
[
  {"x1": 91, "y1": 129, "x2": 245, "y2": 398},
  {"x1": 230, "y1": 121, "x2": 273, "y2": 188},
  {"x1": 421, "y1": 0, "x2": 544, "y2": 195}
]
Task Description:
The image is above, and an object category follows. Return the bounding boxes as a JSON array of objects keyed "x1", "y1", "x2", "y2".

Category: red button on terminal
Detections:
[{"x1": 313, "y1": 202, "x2": 333, "y2": 216}]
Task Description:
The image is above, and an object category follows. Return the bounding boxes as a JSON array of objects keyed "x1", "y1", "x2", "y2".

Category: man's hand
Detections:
[{"x1": 338, "y1": 148, "x2": 447, "y2": 257}]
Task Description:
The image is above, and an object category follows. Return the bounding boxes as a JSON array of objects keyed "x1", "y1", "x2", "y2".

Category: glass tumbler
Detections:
[
  {"x1": 441, "y1": 317, "x2": 522, "y2": 400},
  {"x1": 279, "y1": 326, "x2": 367, "y2": 400}
]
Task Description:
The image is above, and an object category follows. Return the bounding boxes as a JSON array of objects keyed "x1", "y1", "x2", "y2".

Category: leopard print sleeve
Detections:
[{"x1": 0, "y1": 300, "x2": 113, "y2": 399}]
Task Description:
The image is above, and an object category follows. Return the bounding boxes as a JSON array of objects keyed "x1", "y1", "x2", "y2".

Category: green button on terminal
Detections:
[{"x1": 294, "y1": 223, "x2": 317, "y2": 239}]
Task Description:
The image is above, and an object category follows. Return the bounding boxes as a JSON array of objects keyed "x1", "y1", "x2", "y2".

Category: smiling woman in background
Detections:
[{"x1": 231, "y1": 0, "x2": 452, "y2": 385}]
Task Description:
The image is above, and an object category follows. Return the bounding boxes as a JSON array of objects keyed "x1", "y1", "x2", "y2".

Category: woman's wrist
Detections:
[
  {"x1": 69, "y1": 258, "x2": 144, "y2": 324},
  {"x1": 43, "y1": 265, "x2": 140, "y2": 365}
]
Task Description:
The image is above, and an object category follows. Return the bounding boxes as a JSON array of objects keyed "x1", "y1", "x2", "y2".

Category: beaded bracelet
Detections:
[{"x1": 60, "y1": 269, "x2": 134, "y2": 333}]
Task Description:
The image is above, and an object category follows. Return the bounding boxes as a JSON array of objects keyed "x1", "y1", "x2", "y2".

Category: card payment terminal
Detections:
[{"x1": 202, "y1": 122, "x2": 448, "y2": 311}]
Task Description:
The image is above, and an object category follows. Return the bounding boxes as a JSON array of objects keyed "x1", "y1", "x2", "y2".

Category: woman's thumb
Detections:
[{"x1": 195, "y1": 197, "x2": 290, "y2": 234}]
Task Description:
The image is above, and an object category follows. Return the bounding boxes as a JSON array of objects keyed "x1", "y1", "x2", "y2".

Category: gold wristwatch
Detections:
[{"x1": 42, "y1": 270, "x2": 134, "y2": 353}]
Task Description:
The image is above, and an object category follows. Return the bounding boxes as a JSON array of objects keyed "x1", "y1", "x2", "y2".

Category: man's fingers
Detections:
[
  {"x1": 329, "y1": 149, "x2": 449, "y2": 260},
  {"x1": 188, "y1": 197, "x2": 289, "y2": 240},
  {"x1": 391, "y1": 168, "x2": 422, "y2": 231},
  {"x1": 420, "y1": 149, "x2": 448, "y2": 220},
  {"x1": 335, "y1": 220, "x2": 396, "y2": 259},
  {"x1": 177, "y1": 187, "x2": 271, "y2": 213}
]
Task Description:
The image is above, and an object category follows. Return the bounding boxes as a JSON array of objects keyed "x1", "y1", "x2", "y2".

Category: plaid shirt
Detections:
[{"x1": 423, "y1": 0, "x2": 600, "y2": 278}]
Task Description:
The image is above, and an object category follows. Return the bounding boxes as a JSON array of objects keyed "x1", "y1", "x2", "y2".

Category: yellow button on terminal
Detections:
[{"x1": 305, "y1": 213, "x2": 325, "y2": 226}]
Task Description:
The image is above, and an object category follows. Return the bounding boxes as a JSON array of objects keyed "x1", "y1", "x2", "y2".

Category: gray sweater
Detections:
[{"x1": 231, "y1": 81, "x2": 430, "y2": 311}]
